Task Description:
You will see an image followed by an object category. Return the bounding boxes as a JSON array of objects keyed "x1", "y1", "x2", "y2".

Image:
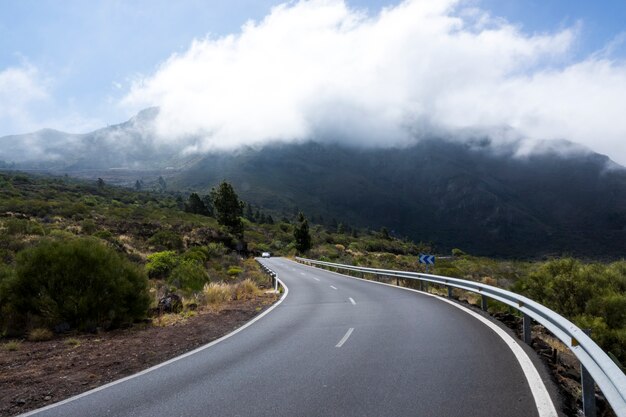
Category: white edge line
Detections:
[
  {"x1": 349, "y1": 297, "x2": 356, "y2": 305},
  {"x1": 313, "y1": 277, "x2": 320, "y2": 281},
  {"x1": 335, "y1": 327, "x2": 354, "y2": 348},
  {"x1": 330, "y1": 285, "x2": 338, "y2": 290},
  {"x1": 19, "y1": 271, "x2": 290, "y2": 417},
  {"x1": 294, "y1": 260, "x2": 558, "y2": 417}
]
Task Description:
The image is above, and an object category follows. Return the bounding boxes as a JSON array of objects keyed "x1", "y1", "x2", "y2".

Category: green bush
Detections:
[
  {"x1": 514, "y1": 258, "x2": 626, "y2": 364},
  {"x1": 227, "y1": 266, "x2": 243, "y2": 276},
  {"x1": 81, "y1": 219, "x2": 97, "y2": 234},
  {"x1": 168, "y1": 260, "x2": 210, "y2": 292},
  {"x1": 145, "y1": 251, "x2": 179, "y2": 279},
  {"x1": 7, "y1": 238, "x2": 149, "y2": 332},
  {"x1": 148, "y1": 230, "x2": 184, "y2": 251}
]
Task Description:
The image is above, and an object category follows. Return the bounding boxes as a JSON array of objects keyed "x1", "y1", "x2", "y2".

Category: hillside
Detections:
[
  {"x1": 173, "y1": 140, "x2": 626, "y2": 259},
  {"x1": 2, "y1": 109, "x2": 626, "y2": 259}
]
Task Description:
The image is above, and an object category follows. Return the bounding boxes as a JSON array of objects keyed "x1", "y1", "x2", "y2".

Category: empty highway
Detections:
[{"x1": 22, "y1": 257, "x2": 559, "y2": 417}]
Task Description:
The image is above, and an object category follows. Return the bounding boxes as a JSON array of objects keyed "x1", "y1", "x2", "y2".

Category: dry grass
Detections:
[
  {"x1": 202, "y1": 282, "x2": 232, "y2": 308},
  {"x1": 27, "y1": 328, "x2": 54, "y2": 342},
  {"x1": 3, "y1": 340, "x2": 22, "y2": 351},
  {"x1": 234, "y1": 279, "x2": 260, "y2": 300},
  {"x1": 153, "y1": 313, "x2": 187, "y2": 327},
  {"x1": 64, "y1": 337, "x2": 81, "y2": 347}
]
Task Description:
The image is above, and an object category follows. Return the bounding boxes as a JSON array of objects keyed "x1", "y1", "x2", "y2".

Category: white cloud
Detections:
[
  {"x1": 122, "y1": 0, "x2": 626, "y2": 165},
  {"x1": 0, "y1": 64, "x2": 50, "y2": 133}
]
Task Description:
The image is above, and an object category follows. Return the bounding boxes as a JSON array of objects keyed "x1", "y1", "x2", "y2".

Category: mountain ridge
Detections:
[{"x1": 1, "y1": 110, "x2": 625, "y2": 258}]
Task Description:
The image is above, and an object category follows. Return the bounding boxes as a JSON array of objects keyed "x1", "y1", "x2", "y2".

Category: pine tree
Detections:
[
  {"x1": 135, "y1": 180, "x2": 142, "y2": 191},
  {"x1": 211, "y1": 181, "x2": 244, "y2": 238},
  {"x1": 185, "y1": 193, "x2": 208, "y2": 215},
  {"x1": 267, "y1": 215, "x2": 274, "y2": 225},
  {"x1": 294, "y1": 212, "x2": 312, "y2": 253},
  {"x1": 201, "y1": 195, "x2": 214, "y2": 217},
  {"x1": 245, "y1": 204, "x2": 255, "y2": 222},
  {"x1": 158, "y1": 176, "x2": 167, "y2": 192}
]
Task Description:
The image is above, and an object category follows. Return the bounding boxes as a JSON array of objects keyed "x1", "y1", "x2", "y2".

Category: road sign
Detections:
[{"x1": 419, "y1": 254, "x2": 435, "y2": 265}]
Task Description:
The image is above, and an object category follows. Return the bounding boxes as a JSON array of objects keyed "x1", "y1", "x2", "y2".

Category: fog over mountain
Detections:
[
  {"x1": 1, "y1": 107, "x2": 625, "y2": 258},
  {"x1": 119, "y1": 0, "x2": 626, "y2": 165}
]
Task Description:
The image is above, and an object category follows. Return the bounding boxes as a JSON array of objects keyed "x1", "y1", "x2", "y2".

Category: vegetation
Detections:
[
  {"x1": 211, "y1": 181, "x2": 244, "y2": 238},
  {"x1": 0, "y1": 170, "x2": 624, "y2": 367},
  {"x1": 5, "y1": 238, "x2": 149, "y2": 332},
  {"x1": 293, "y1": 212, "x2": 311, "y2": 253}
]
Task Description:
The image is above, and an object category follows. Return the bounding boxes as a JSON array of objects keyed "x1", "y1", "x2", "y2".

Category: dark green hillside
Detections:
[{"x1": 173, "y1": 140, "x2": 626, "y2": 258}]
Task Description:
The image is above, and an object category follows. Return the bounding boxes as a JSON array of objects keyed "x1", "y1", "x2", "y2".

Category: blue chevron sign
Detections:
[{"x1": 419, "y1": 254, "x2": 435, "y2": 265}]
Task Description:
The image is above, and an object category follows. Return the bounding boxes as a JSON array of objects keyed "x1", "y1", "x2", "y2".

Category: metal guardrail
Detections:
[
  {"x1": 296, "y1": 257, "x2": 626, "y2": 417},
  {"x1": 257, "y1": 260, "x2": 282, "y2": 293}
]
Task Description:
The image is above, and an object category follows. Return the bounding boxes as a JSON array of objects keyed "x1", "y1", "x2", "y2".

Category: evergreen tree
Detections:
[
  {"x1": 134, "y1": 180, "x2": 142, "y2": 191},
  {"x1": 245, "y1": 204, "x2": 255, "y2": 222},
  {"x1": 158, "y1": 176, "x2": 167, "y2": 192},
  {"x1": 96, "y1": 178, "x2": 105, "y2": 188},
  {"x1": 184, "y1": 193, "x2": 208, "y2": 215},
  {"x1": 201, "y1": 195, "x2": 214, "y2": 217},
  {"x1": 267, "y1": 215, "x2": 274, "y2": 225},
  {"x1": 380, "y1": 227, "x2": 390, "y2": 240},
  {"x1": 294, "y1": 212, "x2": 312, "y2": 253},
  {"x1": 337, "y1": 223, "x2": 346, "y2": 234},
  {"x1": 211, "y1": 181, "x2": 244, "y2": 237}
]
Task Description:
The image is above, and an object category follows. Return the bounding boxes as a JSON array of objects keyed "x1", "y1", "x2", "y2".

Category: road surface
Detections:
[{"x1": 23, "y1": 257, "x2": 558, "y2": 417}]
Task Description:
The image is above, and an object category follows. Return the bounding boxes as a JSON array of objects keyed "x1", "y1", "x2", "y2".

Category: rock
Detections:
[
  {"x1": 186, "y1": 303, "x2": 198, "y2": 311},
  {"x1": 43, "y1": 396, "x2": 51, "y2": 401},
  {"x1": 157, "y1": 294, "x2": 183, "y2": 314}
]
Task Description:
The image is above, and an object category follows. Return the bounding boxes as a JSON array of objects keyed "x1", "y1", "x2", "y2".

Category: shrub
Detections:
[
  {"x1": 81, "y1": 219, "x2": 97, "y2": 235},
  {"x1": 148, "y1": 230, "x2": 184, "y2": 251},
  {"x1": 168, "y1": 260, "x2": 210, "y2": 292},
  {"x1": 64, "y1": 337, "x2": 81, "y2": 347},
  {"x1": 10, "y1": 238, "x2": 149, "y2": 332},
  {"x1": 145, "y1": 251, "x2": 179, "y2": 279},
  {"x1": 182, "y1": 246, "x2": 210, "y2": 263},
  {"x1": 28, "y1": 328, "x2": 54, "y2": 342},
  {"x1": 93, "y1": 229, "x2": 113, "y2": 240},
  {"x1": 202, "y1": 282, "x2": 232, "y2": 307},
  {"x1": 3, "y1": 340, "x2": 21, "y2": 351},
  {"x1": 234, "y1": 279, "x2": 260, "y2": 300},
  {"x1": 227, "y1": 266, "x2": 243, "y2": 277}
]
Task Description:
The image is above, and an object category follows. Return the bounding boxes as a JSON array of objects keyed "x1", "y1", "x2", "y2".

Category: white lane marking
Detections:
[
  {"x1": 349, "y1": 297, "x2": 356, "y2": 305},
  {"x1": 292, "y1": 261, "x2": 558, "y2": 417},
  {"x1": 21, "y1": 268, "x2": 290, "y2": 417},
  {"x1": 330, "y1": 285, "x2": 338, "y2": 290},
  {"x1": 300, "y1": 272, "x2": 306, "y2": 276},
  {"x1": 336, "y1": 328, "x2": 354, "y2": 348},
  {"x1": 313, "y1": 277, "x2": 320, "y2": 281}
]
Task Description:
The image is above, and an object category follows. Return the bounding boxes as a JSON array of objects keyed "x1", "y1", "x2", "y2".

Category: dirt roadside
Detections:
[{"x1": 0, "y1": 293, "x2": 278, "y2": 417}]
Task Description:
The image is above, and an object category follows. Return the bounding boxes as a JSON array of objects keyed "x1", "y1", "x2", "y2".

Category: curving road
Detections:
[{"x1": 23, "y1": 257, "x2": 559, "y2": 417}]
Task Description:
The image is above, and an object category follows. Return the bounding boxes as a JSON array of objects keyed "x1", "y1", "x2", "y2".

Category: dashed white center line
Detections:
[
  {"x1": 349, "y1": 297, "x2": 356, "y2": 305},
  {"x1": 336, "y1": 328, "x2": 354, "y2": 348},
  {"x1": 300, "y1": 272, "x2": 306, "y2": 276},
  {"x1": 330, "y1": 285, "x2": 338, "y2": 290},
  {"x1": 313, "y1": 277, "x2": 320, "y2": 281}
]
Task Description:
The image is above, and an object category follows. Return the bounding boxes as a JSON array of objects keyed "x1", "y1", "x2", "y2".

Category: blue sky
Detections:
[{"x1": 1, "y1": 0, "x2": 626, "y2": 162}]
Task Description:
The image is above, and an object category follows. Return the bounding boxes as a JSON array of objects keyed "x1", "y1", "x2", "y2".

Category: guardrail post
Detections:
[
  {"x1": 419, "y1": 280, "x2": 424, "y2": 292},
  {"x1": 447, "y1": 285, "x2": 453, "y2": 299},
  {"x1": 481, "y1": 295, "x2": 488, "y2": 311},
  {"x1": 581, "y1": 329, "x2": 597, "y2": 417},
  {"x1": 396, "y1": 277, "x2": 399, "y2": 286},
  {"x1": 523, "y1": 314, "x2": 532, "y2": 345}
]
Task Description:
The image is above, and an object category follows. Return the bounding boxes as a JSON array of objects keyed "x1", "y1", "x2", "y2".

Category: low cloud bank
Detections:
[{"x1": 121, "y1": 0, "x2": 625, "y2": 165}]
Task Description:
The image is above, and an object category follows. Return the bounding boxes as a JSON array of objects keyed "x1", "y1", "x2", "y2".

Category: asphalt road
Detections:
[{"x1": 23, "y1": 257, "x2": 558, "y2": 417}]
